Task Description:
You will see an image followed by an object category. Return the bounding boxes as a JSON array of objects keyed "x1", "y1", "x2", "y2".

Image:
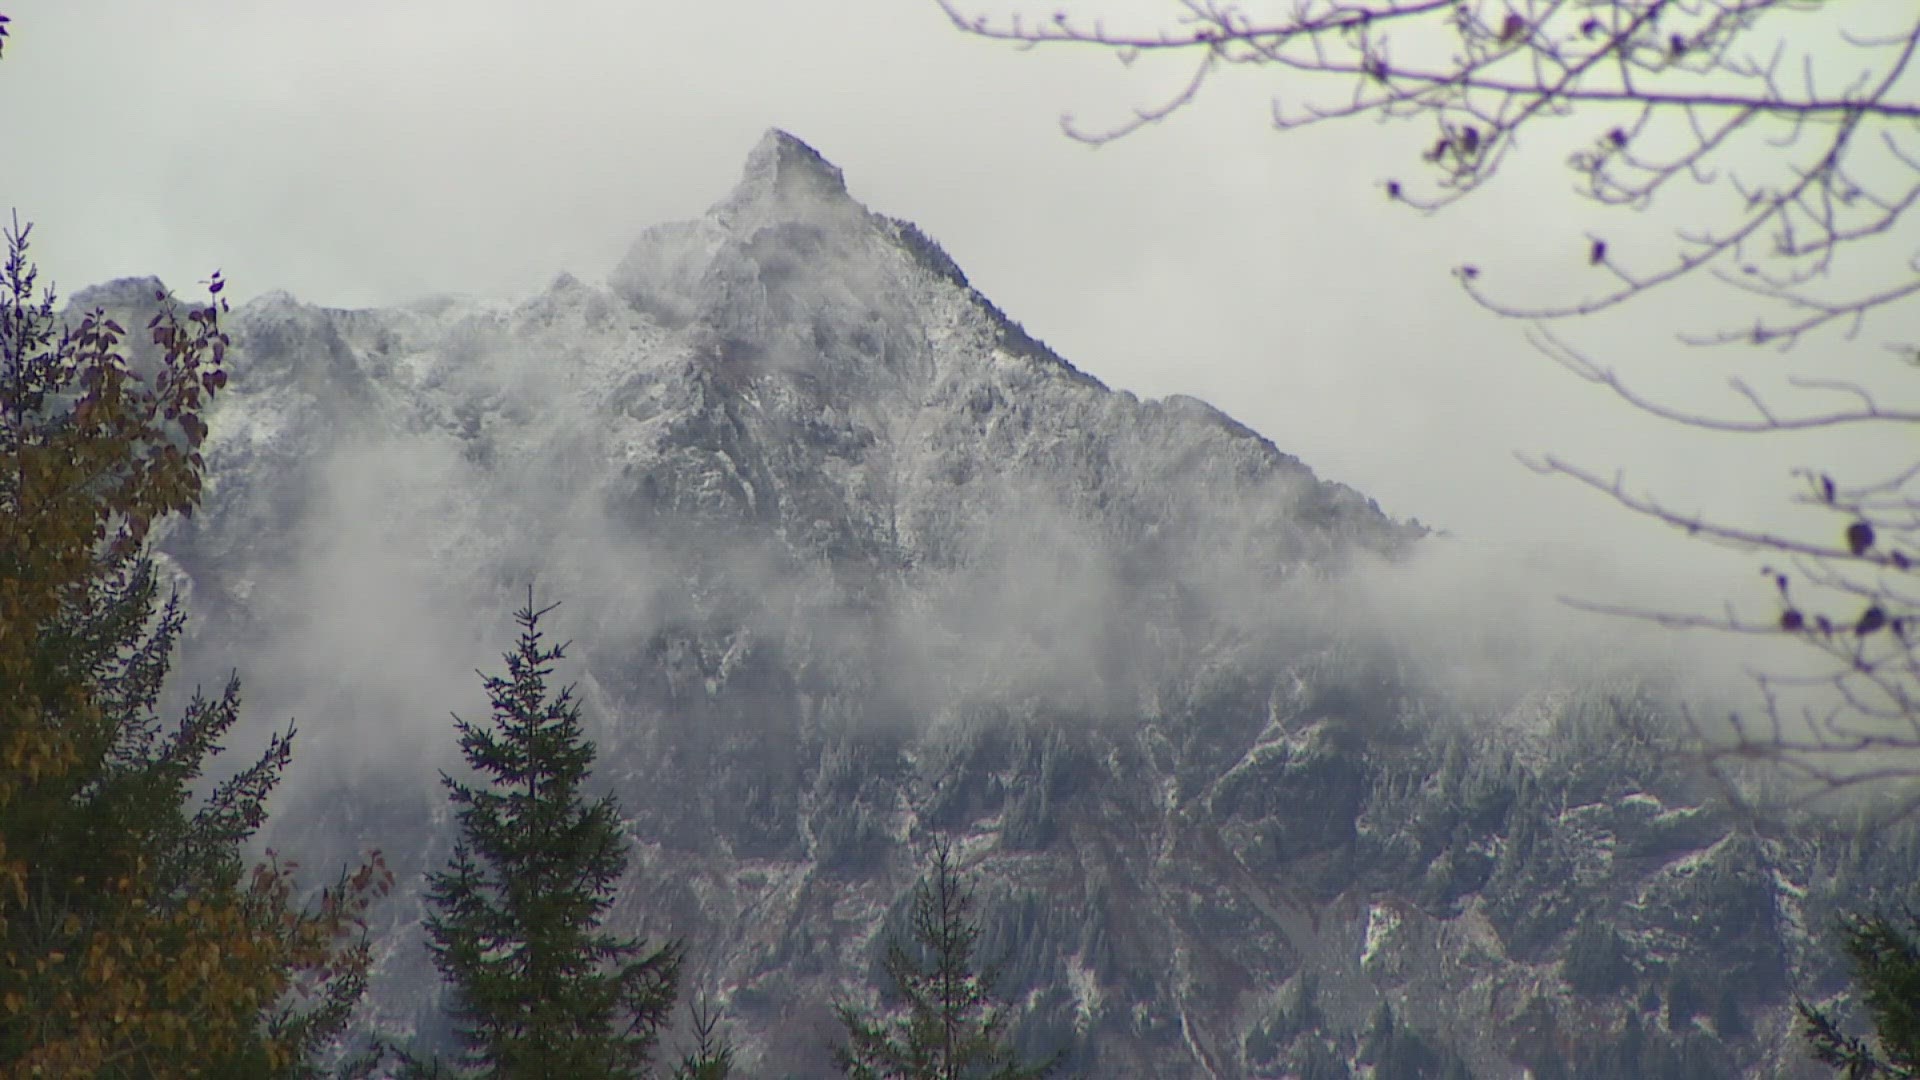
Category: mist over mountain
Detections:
[{"x1": 79, "y1": 129, "x2": 1899, "y2": 1077}]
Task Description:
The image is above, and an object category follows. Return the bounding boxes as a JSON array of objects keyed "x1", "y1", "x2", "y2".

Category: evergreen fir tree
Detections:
[
  {"x1": 1800, "y1": 906, "x2": 1920, "y2": 1078},
  {"x1": 420, "y1": 591, "x2": 682, "y2": 1079},
  {"x1": 668, "y1": 998, "x2": 735, "y2": 1080},
  {"x1": 833, "y1": 839, "x2": 1061, "y2": 1080}
]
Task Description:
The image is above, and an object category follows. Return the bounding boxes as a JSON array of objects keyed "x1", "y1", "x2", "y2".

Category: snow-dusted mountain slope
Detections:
[{"x1": 71, "y1": 129, "x2": 1903, "y2": 1077}]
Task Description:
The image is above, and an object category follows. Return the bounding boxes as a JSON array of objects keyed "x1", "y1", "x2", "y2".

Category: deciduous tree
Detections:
[
  {"x1": 942, "y1": 0, "x2": 1920, "y2": 820},
  {"x1": 0, "y1": 212, "x2": 390, "y2": 1078}
]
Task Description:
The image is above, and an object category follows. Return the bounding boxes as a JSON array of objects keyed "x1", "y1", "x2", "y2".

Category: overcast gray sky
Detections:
[{"x1": 3, "y1": 0, "x2": 1908, "y2": 626}]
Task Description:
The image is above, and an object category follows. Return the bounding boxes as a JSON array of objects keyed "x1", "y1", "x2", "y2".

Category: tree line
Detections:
[
  {"x1": 5, "y1": 198, "x2": 1911, "y2": 1077},
  {"x1": 5, "y1": 0, "x2": 1918, "y2": 1071},
  {"x1": 940, "y1": 0, "x2": 1920, "y2": 1073},
  {"x1": 0, "y1": 210, "x2": 1060, "y2": 1079}
]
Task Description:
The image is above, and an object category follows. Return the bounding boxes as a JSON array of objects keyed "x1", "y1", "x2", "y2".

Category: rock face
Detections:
[{"x1": 93, "y1": 128, "x2": 1898, "y2": 1077}]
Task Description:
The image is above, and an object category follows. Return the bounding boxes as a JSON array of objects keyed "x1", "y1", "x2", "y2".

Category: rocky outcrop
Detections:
[{"x1": 86, "y1": 129, "x2": 1893, "y2": 1077}]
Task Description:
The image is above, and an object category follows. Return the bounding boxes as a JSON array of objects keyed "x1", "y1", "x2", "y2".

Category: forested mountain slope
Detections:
[{"x1": 73, "y1": 129, "x2": 1897, "y2": 1078}]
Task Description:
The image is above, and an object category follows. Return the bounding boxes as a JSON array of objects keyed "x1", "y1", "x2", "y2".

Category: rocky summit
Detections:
[{"x1": 78, "y1": 128, "x2": 1901, "y2": 1076}]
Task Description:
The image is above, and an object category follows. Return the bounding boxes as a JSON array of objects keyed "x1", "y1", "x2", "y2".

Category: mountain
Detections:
[{"x1": 76, "y1": 128, "x2": 1900, "y2": 1077}]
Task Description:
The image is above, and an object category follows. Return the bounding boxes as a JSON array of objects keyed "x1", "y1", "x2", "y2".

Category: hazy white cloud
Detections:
[{"x1": 4, "y1": 0, "x2": 1907, "y2": 732}]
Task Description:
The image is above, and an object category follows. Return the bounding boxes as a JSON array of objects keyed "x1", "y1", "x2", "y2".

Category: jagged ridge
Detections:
[{"x1": 52, "y1": 130, "x2": 1885, "y2": 1079}]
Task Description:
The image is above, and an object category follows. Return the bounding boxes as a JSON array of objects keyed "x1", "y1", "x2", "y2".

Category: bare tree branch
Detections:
[
  {"x1": 943, "y1": 0, "x2": 1920, "y2": 344},
  {"x1": 946, "y1": 1, "x2": 1920, "y2": 819}
]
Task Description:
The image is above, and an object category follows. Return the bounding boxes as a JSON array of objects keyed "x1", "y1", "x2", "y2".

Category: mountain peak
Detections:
[
  {"x1": 747, "y1": 129, "x2": 845, "y2": 191},
  {"x1": 711, "y1": 128, "x2": 857, "y2": 229},
  {"x1": 65, "y1": 275, "x2": 172, "y2": 313}
]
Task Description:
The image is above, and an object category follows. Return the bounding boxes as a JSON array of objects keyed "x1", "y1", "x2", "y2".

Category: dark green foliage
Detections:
[
  {"x1": 973, "y1": 891, "x2": 1057, "y2": 1002},
  {"x1": 1207, "y1": 720, "x2": 1370, "y2": 897},
  {"x1": 1, "y1": 214, "x2": 387, "y2": 1077},
  {"x1": 1712, "y1": 986, "x2": 1749, "y2": 1041},
  {"x1": 888, "y1": 218, "x2": 970, "y2": 290},
  {"x1": 669, "y1": 997, "x2": 736, "y2": 1080},
  {"x1": 419, "y1": 591, "x2": 683, "y2": 1078},
  {"x1": 1639, "y1": 834, "x2": 1787, "y2": 995},
  {"x1": 921, "y1": 721, "x2": 1015, "y2": 833},
  {"x1": 811, "y1": 735, "x2": 902, "y2": 872},
  {"x1": 1562, "y1": 921, "x2": 1632, "y2": 996},
  {"x1": 1564, "y1": 1014, "x2": 1732, "y2": 1080},
  {"x1": 670, "y1": 1047, "x2": 735, "y2": 1080},
  {"x1": 4, "y1": 545, "x2": 382, "y2": 1076},
  {"x1": 814, "y1": 806, "x2": 893, "y2": 871},
  {"x1": 1482, "y1": 784, "x2": 1579, "y2": 961},
  {"x1": 1294, "y1": 1040, "x2": 1355, "y2": 1080},
  {"x1": 1358, "y1": 1003, "x2": 1473, "y2": 1080},
  {"x1": 1509, "y1": 997, "x2": 1568, "y2": 1080},
  {"x1": 1243, "y1": 975, "x2": 1349, "y2": 1076},
  {"x1": 999, "y1": 729, "x2": 1078, "y2": 852},
  {"x1": 1353, "y1": 739, "x2": 1511, "y2": 915},
  {"x1": 833, "y1": 840, "x2": 1062, "y2": 1079},
  {"x1": 1666, "y1": 973, "x2": 1703, "y2": 1031},
  {"x1": 1799, "y1": 906, "x2": 1920, "y2": 1078}
]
